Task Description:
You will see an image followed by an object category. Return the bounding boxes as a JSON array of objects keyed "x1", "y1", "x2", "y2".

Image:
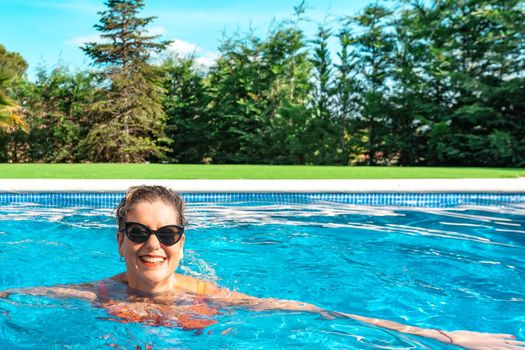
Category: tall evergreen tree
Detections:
[
  {"x1": 309, "y1": 23, "x2": 338, "y2": 164},
  {"x1": 416, "y1": 0, "x2": 525, "y2": 166},
  {"x1": 386, "y1": 5, "x2": 431, "y2": 165},
  {"x1": 261, "y1": 5, "x2": 313, "y2": 164},
  {"x1": 349, "y1": 4, "x2": 394, "y2": 165},
  {"x1": 162, "y1": 57, "x2": 211, "y2": 163},
  {"x1": 81, "y1": 0, "x2": 170, "y2": 162},
  {"x1": 205, "y1": 32, "x2": 268, "y2": 163},
  {"x1": 333, "y1": 27, "x2": 360, "y2": 165},
  {"x1": 265, "y1": 27, "x2": 312, "y2": 164}
]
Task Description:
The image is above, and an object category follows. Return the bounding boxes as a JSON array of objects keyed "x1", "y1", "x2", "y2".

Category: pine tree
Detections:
[
  {"x1": 387, "y1": 6, "x2": 430, "y2": 165},
  {"x1": 333, "y1": 27, "x2": 360, "y2": 165},
  {"x1": 349, "y1": 4, "x2": 394, "y2": 165},
  {"x1": 262, "y1": 23, "x2": 312, "y2": 164},
  {"x1": 81, "y1": 0, "x2": 170, "y2": 162},
  {"x1": 309, "y1": 23, "x2": 338, "y2": 164},
  {"x1": 414, "y1": 0, "x2": 525, "y2": 166},
  {"x1": 162, "y1": 57, "x2": 211, "y2": 163}
]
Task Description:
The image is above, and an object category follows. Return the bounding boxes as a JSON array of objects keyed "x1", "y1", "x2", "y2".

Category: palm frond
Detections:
[{"x1": 0, "y1": 104, "x2": 28, "y2": 133}]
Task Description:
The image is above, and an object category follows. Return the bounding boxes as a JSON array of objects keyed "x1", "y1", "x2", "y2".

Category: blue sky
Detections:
[{"x1": 0, "y1": 0, "x2": 372, "y2": 80}]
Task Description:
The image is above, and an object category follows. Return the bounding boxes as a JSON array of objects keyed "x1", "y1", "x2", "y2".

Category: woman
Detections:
[{"x1": 1, "y1": 185, "x2": 523, "y2": 349}]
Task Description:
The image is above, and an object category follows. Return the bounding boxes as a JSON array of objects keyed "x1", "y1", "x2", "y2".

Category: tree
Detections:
[
  {"x1": 7, "y1": 65, "x2": 99, "y2": 162},
  {"x1": 0, "y1": 44, "x2": 28, "y2": 132},
  {"x1": 262, "y1": 23, "x2": 312, "y2": 164},
  {"x1": 412, "y1": 0, "x2": 525, "y2": 166},
  {"x1": 205, "y1": 32, "x2": 268, "y2": 163},
  {"x1": 386, "y1": 4, "x2": 432, "y2": 165},
  {"x1": 348, "y1": 4, "x2": 394, "y2": 165},
  {"x1": 309, "y1": 23, "x2": 339, "y2": 164},
  {"x1": 0, "y1": 65, "x2": 99, "y2": 163},
  {"x1": 162, "y1": 57, "x2": 211, "y2": 163},
  {"x1": 81, "y1": 0, "x2": 170, "y2": 162},
  {"x1": 333, "y1": 27, "x2": 361, "y2": 165},
  {"x1": 205, "y1": 19, "x2": 314, "y2": 164},
  {"x1": 258, "y1": 4, "x2": 313, "y2": 164}
]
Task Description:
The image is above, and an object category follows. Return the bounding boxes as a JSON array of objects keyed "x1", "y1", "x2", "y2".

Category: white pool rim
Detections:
[{"x1": 0, "y1": 178, "x2": 524, "y2": 193}]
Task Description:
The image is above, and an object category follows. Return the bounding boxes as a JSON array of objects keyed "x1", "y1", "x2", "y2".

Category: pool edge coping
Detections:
[{"x1": 0, "y1": 178, "x2": 524, "y2": 193}]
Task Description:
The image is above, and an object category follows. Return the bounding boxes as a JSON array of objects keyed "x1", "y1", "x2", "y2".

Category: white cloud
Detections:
[
  {"x1": 164, "y1": 39, "x2": 219, "y2": 69},
  {"x1": 165, "y1": 39, "x2": 201, "y2": 56},
  {"x1": 195, "y1": 51, "x2": 220, "y2": 69},
  {"x1": 145, "y1": 26, "x2": 167, "y2": 37},
  {"x1": 66, "y1": 34, "x2": 104, "y2": 46},
  {"x1": 66, "y1": 32, "x2": 220, "y2": 69}
]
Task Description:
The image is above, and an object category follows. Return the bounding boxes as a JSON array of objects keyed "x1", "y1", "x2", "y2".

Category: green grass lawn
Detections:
[{"x1": 0, "y1": 164, "x2": 524, "y2": 179}]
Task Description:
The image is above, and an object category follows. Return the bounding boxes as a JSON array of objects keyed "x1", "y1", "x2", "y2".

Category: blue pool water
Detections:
[{"x1": 0, "y1": 194, "x2": 524, "y2": 349}]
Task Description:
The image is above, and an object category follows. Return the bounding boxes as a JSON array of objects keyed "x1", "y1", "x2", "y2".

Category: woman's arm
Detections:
[
  {"x1": 0, "y1": 284, "x2": 97, "y2": 301},
  {"x1": 203, "y1": 283, "x2": 524, "y2": 350},
  {"x1": 332, "y1": 311, "x2": 524, "y2": 350},
  {"x1": 203, "y1": 283, "x2": 323, "y2": 313}
]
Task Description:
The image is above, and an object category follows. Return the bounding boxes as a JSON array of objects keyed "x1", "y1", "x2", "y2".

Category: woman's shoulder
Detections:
[
  {"x1": 96, "y1": 275, "x2": 129, "y2": 300},
  {"x1": 108, "y1": 273, "x2": 126, "y2": 283},
  {"x1": 174, "y1": 273, "x2": 219, "y2": 296},
  {"x1": 101, "y1": 272, "x2": 221, "y2": 296}
]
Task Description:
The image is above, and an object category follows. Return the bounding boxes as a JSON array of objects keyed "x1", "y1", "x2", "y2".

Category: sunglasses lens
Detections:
[
  {"x1": 156, "y1": 226, "x2": 183, "y2": 246},
  {"x1": 124, "y1": 223, "x2": 183, "y2": 246},
  {"x1": 126, "y1": 224, "x2": 150, "y2": 243}
]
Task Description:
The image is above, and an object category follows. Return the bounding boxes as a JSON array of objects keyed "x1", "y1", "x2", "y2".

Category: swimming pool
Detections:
[{"x1": 1, "y1": 193, "x2": 524, "y2": 349}]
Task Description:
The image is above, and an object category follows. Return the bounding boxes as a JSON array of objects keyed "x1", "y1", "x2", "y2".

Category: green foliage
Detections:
[
  {"x1": 259, "y1": 22, "x2": 313, "y2": 164},
  {"x1": 205, "y1": 22, "x2": 314, "y2": 164},
  {"x1": 205, "y1": 33, "x2": 267, "y2": 163},
  {"x1": 2, "y1": 0, "x2": 524, "y2": 166},
  {"x1": 308, "y1": 24, "x2": 340, "y2": 165},
  {"x1": 0, "y1": 44, "x2": 28, "y2": 132},
  {"x1": 2, "y1": 66, "x2": 98, "y2": 162},
  {"x1": 81, "y1": 0, "x2": 170, "y2": 162},
  {"x1": 414, "y1": 0, "x2": 525, "y2": 166},
  {"x1": 346, "y1": 4, "x2": 394, "y2": 165},
  {"x1": 333, "y1": 28, "x2": 360, "y2": 165},
  {"x1": 162, "y1": 57, "x2": 211, "y2": 163},
  {"x1": 386, "y1": 6, "x2": 432, "y2": 165}
]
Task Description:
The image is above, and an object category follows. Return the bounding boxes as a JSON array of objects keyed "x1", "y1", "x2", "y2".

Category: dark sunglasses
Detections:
[{"x1": 123, "y1": 222, "x2": 184, "y2": 246}]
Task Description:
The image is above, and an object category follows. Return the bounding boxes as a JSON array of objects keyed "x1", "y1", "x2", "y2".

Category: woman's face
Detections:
[{"x1": 117, "y1": 199, "x2": 185, "y2": 293}]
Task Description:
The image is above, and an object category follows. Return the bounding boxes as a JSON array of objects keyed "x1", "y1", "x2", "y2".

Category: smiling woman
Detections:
[
  {"x1": 115, "y1": 189, "x2": 187, "y2": 295},
  {"x1": 1, "y1": 185, "x2": 524, "y2": 349}
]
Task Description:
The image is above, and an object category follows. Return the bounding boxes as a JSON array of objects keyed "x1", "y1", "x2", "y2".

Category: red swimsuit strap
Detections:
[
  {"x1": 194, "y1": 280, "x2": 207, "y2": 304},
  {"x1": 196, "y1": 280, "x2": 206, "y2": 296}
]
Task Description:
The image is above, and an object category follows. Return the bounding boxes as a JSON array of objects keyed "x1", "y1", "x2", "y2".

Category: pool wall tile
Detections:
[{"x1": 1, "y1": 192, "x2": 524, "y2": 208}]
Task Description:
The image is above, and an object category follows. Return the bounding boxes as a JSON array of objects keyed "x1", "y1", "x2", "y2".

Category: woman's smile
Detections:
[{"x1": 139, "y1": 255, "x2": 167, "y2": 267}]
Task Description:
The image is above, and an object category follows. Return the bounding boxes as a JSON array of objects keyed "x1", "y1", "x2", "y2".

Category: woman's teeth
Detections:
[{"x1": 141, "y1": 256, "x2": 165, "y2": 263}]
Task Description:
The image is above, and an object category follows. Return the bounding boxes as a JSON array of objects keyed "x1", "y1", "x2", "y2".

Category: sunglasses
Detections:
[{"x1": 123, "y1": 222, "x2": 184, "y2": 246}]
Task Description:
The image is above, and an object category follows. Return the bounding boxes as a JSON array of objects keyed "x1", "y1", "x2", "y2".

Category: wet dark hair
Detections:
[{"x1": 116, "y1": 185, "x2": 186, "y2": 232}]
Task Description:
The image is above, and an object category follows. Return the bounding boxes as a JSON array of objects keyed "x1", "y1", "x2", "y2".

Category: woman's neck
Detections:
[{"x1": 122, "y1": 272, "x2": 177, "y2": 297}]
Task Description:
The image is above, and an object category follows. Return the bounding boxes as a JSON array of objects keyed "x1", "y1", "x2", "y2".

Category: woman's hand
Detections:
[{"x1": 446, "y1": 330, "x2": 525, "y2": 350}]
